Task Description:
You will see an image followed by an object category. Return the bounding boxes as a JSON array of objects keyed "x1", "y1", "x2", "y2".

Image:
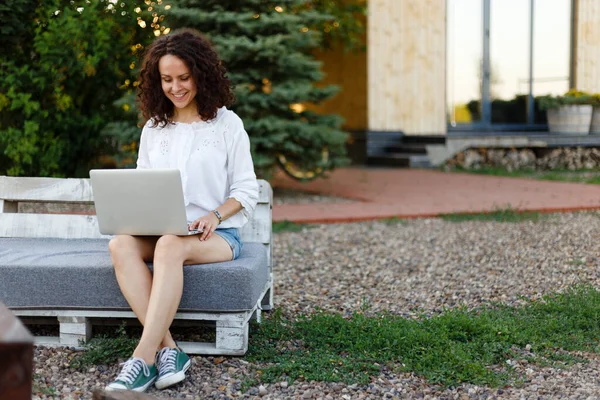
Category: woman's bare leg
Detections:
[
  {"x1": 108, "y1": 235, "x2": 177, "y2": 357},
  {"x1": 132, "y1": 234, "x2": 232, "y2": 363}
]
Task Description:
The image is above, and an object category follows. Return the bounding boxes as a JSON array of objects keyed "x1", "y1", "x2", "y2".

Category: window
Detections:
[
  {"x1": 447, "y1": 0, "x2": 483, "y2": 126},
  {"x1": 446, "y1": 0, "x2": 572, "y2": 131}
]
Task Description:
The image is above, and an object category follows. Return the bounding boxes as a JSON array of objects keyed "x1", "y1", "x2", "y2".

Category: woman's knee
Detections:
[
  {"x1": 154, "y1": 235, "x2": 186, "y2": 261},
  {"x1": 108, "y1": 235, "x2": 141, "y2": 264}
]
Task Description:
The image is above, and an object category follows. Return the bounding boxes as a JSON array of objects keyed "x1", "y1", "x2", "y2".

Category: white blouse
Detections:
[{"x1": 136, "y1": 107, "x2": 259, "y2": 229}]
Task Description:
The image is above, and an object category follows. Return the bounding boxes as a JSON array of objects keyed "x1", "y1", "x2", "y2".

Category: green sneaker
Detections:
[
  {"x1": 155, "y1": 347, "x2": 191, "y2": 389},
  {"x1": 105, "y1": 357, "x2": 157, "y2": 392}
]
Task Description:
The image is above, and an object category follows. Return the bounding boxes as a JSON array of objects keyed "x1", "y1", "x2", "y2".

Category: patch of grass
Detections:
[
  {"x1": 440, "y1": 207, "x2": 544, "y2": 223},
  {"x1": 240, "y1": 378, "x2": 260, "y2": 392},
  {"x1": 273, "y1": 220, "x2": 313, "y2": 233},
  {"x1": 70, "y1": 323, "x2": 137, "y2": 369},
  {"x1": 448, "y1": 166, "x2": 600, "y2": 185},
  {"x1": 380, "y1": 216, "x2": 407, "y2": 225},
  {"x1": 246, "y1": 285, "x2": 600, "y2": 388}
]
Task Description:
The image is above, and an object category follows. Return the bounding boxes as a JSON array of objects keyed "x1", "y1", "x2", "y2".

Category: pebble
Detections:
[
  {"x1": 258, "y1": 385, "x2": 268, "y2": 396},
  {"x1": 29, "y1": 207, "x2": 600, "y2": 399}
]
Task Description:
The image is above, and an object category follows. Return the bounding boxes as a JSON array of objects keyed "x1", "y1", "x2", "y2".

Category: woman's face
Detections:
[{"x1": 158, "y1": 54, "x2": 197, "y2": 111}]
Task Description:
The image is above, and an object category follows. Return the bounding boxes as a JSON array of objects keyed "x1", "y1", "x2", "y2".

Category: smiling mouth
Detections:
[{"x1": 172, "y1": 93, "x2": 187, "y2": 100}]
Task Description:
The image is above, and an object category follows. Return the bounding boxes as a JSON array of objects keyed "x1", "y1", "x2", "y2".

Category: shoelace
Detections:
[
  {"x1": 157, "y1": 348, "x2": 178, "y2": 376},
  {"x1": 115, "y1": 358, "x2": 150, "y2": 385}
]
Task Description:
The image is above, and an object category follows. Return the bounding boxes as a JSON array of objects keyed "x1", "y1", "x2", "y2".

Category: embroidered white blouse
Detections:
[{"x1": 136, "y1": 107, "x2": 259, "y2": 229}]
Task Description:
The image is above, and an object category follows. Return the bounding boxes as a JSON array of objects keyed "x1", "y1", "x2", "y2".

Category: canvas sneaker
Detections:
[
  {"x1": 155, "y1": 347, "x2": 191, "y2": 389},
  {"x1": 105, "y1": 357, "x2": 158, "y2": 392}
]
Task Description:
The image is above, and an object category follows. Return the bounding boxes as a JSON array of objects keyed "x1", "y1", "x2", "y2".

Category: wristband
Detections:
[{"x1": 211, "y1": 209, "x2": 223, "y2": 225}]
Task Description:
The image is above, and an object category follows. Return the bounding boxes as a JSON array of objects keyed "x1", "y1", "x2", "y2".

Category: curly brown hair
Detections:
[{"x1": 137, "y1": 29, "x2": 235, "y2": 127}]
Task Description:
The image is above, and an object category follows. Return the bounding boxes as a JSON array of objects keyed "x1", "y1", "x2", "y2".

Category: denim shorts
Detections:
[{"x1": 213, "y1": 227, "x2": 242, "y2": 260}]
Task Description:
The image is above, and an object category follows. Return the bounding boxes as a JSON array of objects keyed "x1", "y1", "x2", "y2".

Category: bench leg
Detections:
[
  {"x1": 261, "y1": 279, "x2": 274, "y2": 311},
  {"x1": 58, "y1": 316, "x2": 92, "y2": 347},
  {"x1": 215, "y1": 320, "x2": 248, "y2": 355}
]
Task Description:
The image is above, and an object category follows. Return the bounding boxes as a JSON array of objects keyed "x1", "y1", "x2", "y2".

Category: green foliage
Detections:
[
  {"x1": 447, "y1": 166, "x2": 600, "y2": 185},
  {"x1": 247, "y1": 285, "x2": 600, "y2": 387},
  {"x1": 305, "y1": 0, "x2": 367, "y2": 52},
  {"x1": 538, "y1": 90, "x2": 598, "y2": 111},
  {"x1": 380, "y1": 216, "x2": 407, "y2": 225},
  {"x1": 164, "y1": 0, "x2": 350, "y2": 179},
  {"x1": 272, "y1": 220, "x2": 314, "y2": 233},
  {"x1": 70, "y1": 324, "x2": 138, "y2": 369},
  {"x1": 0, "y1": 1, "x2": 156, "y2": 176},
  {"x1": 0, "y1": 0, "x2": 38, "y2": 58},
  {"x1": 439, "y1": 207, "x2": 545, "y2": 223}
]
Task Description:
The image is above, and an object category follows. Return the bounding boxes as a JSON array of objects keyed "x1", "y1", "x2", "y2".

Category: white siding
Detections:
[{"x1": 368, "y1": 0, "x2": 447, "y2": 135}]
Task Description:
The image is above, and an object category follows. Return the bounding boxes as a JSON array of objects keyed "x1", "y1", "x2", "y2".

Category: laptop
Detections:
[{"x1": 89, "y1": 169, "x2": 201, "y2": 236}]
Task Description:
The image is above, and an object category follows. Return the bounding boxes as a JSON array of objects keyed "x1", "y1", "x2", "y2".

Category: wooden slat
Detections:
[
  {"x1": 0, "y1": 176, "x2": 272, "y2": 204},
  {"x1": 13, "y1": 308, "x2": 254, "y2": 323},
  {"x1": 0, "y1": 214, "x2": 106, "y2": 239},
  {"x1": 0, "y1": 179, "x2": 272, "y2": 241},
  {"x1": 240, "y1": 203, "x2": 272, "y2": 244},
  {"x1": 1, "y1": 212, "x2": 271, "y2": 242},
  {"x1": 0, "y1": 176, "x2": 94, "y2": 202},
  {"x1": 257, "y1": 179, "x2": 273, "y2": 204}
]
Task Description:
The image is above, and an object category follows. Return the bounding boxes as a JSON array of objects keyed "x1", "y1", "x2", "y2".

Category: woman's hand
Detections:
[{"x1": 189, "y1": 212, "x2": 220, "y2": 241}]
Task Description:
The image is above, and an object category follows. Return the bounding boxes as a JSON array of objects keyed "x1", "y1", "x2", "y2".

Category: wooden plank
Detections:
[
  {"x1": 2, "y1": 212, "x2": 270, "y2": 241},
  {"x1": 0, "y1": 176, "x2": 272, "y2": 204},
  {"x1": 0, "y1": 302, "x2": 33, "y2": 400},
  {"x1": 216, "y1": 322, "x2": 248, "y2": 354},
  {"x1": 58, "y1": 316, "x2": 92, "y2": 346},
  {"x1": 0, "y1": 214, "x2": 106, "y2": 239},
  {"x1": 257, "y1": 179, "x2": 273, "y2": 204},
  {"x1": 13, "y1": 308, "x2": 254, "y2": 324},
  {"x1": 240, "y1": 203, "x2": 272, "y2": 244},
  {"x1": 0, "y1": 176, "x2": 94, "y2": 202}
]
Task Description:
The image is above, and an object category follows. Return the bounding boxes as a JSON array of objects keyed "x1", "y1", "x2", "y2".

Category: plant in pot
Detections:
[
  {"x1": 539, "y1": 90, "x2": 594, "y2": 134},
  {"x1": 589, "y1": 93, "x2": 600, "y2": 135}
]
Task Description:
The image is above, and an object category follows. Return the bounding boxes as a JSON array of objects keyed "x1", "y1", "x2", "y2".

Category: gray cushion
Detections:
[{"x1": 0, "y1": 238, "x2": 268, "y2": 312}]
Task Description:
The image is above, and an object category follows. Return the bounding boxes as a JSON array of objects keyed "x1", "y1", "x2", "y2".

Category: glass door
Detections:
[{"x1": 447, "y1": 0, "x2": 572, "y2": 132}]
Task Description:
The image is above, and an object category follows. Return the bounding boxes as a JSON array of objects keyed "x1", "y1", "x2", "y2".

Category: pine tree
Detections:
[{"x1": 165, "y1": 0, "x2": 349, "y2": 180}]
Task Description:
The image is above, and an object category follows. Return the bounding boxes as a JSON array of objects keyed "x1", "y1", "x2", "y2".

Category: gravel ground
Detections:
[{"x1": 31, "y1": 201, "x2": 600, "y2": 399}]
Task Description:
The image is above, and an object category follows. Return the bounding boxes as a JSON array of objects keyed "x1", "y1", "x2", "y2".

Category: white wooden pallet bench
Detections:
[{"x1": 0, "y1": 175, "x2": 273, "y2": 356}]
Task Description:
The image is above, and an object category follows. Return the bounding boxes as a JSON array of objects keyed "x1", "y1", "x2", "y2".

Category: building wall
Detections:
[
  {"x1": 574, "y1": 0, "x2": 600, "y2": 92},
  {"x1": 309, "y1": 46, "x2": 368, "y2": 131},
  {"x1": 368, "y1": 0, "x2": 446, "y2": 135}
]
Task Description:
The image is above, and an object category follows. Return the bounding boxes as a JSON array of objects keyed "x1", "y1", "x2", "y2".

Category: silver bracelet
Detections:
[{"x1": 211, "y1": 209, "x2": 223, "y2": 225}]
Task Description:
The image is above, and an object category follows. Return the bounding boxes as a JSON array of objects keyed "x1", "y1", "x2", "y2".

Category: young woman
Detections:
[{"x1": 105, "y1": 29, "x2": 258, "y2": 392}]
